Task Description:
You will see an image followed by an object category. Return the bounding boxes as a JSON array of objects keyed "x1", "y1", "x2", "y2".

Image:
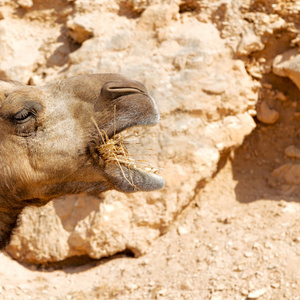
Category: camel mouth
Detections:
[
  {"x1": 92, "y1": 121, "x2": 165, "y2": 193},
  {"x1": 105, "y1": 159, "x2": 165, "y2": 193}
]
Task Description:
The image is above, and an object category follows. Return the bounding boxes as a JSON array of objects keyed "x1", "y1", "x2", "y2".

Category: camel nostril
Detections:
[
  {"x1": 107, "y1": 87, "x2": 146, "y2": 98},
  {"x1": 101, "y1": 81, "x2": 148, "y2": 101}
]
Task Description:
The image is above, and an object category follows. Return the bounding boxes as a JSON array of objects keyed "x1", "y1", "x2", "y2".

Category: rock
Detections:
[
  {"x1": 284, "y1": 145, "x2": 300, "y2": 159},
  {"x1": 275, "y1": 91, "x2": 287, "y2": 101},
  {"x1": 5, "y1": 1, "x2": 259, "y2": 264},
  {"x1": 177, "y1": 226, "x2": 189, "y2": 236},
  {"x1": 67, "y1": 15, "x2": 94, "y2": 43},
  {"x1": 105, "y1": 29, "x2": 133, "y2": 51},
  {"x1": 271, "y1": 282, "x2": 280, "y2": 289},
  {"x1": 236, "y1": 27, "x2": 265, "y2": 56},
  {"x1": 273, "y1": 49, "x2": 300, "y2": 90},
  {"x1": 241, "y1": 288, "x2": 249, "y2": 296},
  {"x1": 256, "y1": 101, "x2": 279, "y2": 124},
  {"x1": 247, "y1": 288, "x2": 266, "y2": 299},
  {"x1": 17, "y1": 0, "x2": 33, "y2": 9},
  {"x1": 0, "y1": 22, "x2": 44, "y2": 83},
  {"x1": 138, "y1": 3, "x2": 179, "y2": 30},
  {"x1": 272, "y1": 163, "x2": 300, "y2": 185},
  {"x1": 180, "y1": 279, "x2": 193, "y2": 290},
  {"x1": 244, "y1": 251, "x2": 253, "y2": 257},
  {"x1": 7, "y1": 204, "x2": 70, "y2": 263}
]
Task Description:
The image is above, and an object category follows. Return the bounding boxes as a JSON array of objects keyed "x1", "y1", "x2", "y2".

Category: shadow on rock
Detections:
[{"x1": 232, "y1": 74, "x2": 300, "y2": 204}]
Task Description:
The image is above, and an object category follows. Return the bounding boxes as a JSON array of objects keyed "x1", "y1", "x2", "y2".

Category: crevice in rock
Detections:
[
  {"x1": 179, "y1": 0, "x2": 200, "y2": 14},
  {"x1": 211, "y1": 2, "x2": 228, "y2": 32},
  {"x1": 248, "y1": 0, "x2": 276, "y2": 14},
  {"x1": 118, "y1": 1, "x2": 146, "y2": 19}
]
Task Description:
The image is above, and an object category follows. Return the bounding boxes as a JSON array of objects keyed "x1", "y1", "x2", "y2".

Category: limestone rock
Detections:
[
  {"x1": 284, "y1": 145, "x2": 300, "y2": 159},
  {"x1": 73, "y1": 0, "x2": 119, "y2": 14},
  {"x1": 8, "y1": 204, "x2": 70, "y2": 263},
  {"x1": 247, "y1": 288, "x2": 266, "y2": 299},
  {"x1": 67, "y1": 15, "x2": 94, "y2": 43},
  {"x1": 273, "y1": 49, "x2": 300, "y2": 90},
  {"x1": 272, "y1": 164, "x2": 300, "y2": 185},
  {"x1": 0, "y1": 22, "x2": 43, "y2": 83},
  {"x1": 17, "y1": 0, "x2": 33, "y2": 9},
  {"x1": 256, "y1": 101, "x2": 279, "y2": 124},
  {"x1": 5, "y1": 2, "x2": 259, "y2": 264},
  {"x1": 236, "y1": 27, "x2": 265, "y2": 56},
  {"x1": 138, "y1": 3, "x2": 179, "y2": 30}
]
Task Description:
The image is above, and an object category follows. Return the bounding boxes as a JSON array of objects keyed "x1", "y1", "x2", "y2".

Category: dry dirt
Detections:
[{"x1": 1, "y1": 120, "x2": 300, "y2": 299}]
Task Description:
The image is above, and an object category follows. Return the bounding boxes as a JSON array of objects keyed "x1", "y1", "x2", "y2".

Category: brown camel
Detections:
[{"x1": 0, "y1": 73, "x2": 165, "y2": 249}]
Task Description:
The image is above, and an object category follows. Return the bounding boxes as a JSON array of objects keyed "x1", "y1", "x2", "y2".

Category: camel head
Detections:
[{"x1": 0, "y1": 73, "x2": 165, "y2": 248}]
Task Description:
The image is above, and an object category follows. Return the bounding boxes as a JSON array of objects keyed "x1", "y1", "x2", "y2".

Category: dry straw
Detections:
[{"x1": 91, "y1": 108, "x2": 158, "y2": 186}]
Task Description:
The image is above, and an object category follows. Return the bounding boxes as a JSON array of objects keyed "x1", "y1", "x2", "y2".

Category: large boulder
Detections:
[{"x1": 6, "y1": 2, "x2": 258, "y2": 263}]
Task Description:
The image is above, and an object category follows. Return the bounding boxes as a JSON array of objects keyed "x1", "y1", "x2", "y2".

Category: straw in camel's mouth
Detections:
[{"x1": 91, "y1": 117, "x2": 161, "y2": 189}]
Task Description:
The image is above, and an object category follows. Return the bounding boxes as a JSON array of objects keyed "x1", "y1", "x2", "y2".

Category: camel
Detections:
[{"x1": 0, "y1": 73, "x2": 165, "y2": 249}]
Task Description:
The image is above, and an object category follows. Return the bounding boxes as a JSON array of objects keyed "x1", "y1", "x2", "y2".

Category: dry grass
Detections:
[{"x1": 91, "y1": 115, "x2": 158, "y2": 187}]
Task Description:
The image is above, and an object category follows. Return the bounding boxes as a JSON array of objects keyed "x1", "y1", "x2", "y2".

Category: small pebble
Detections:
[
  {"x1": 248, "y1": 288, "x2": 266, "y2": 299},
  {"x1": 233, "y1": 265, "x2": 245, "y2": 272},
  {"x1": 244, "y1": 251, "x2": 253, "y2": 257},
  {"x1": 284, "y1": 145, "x2": 300, "y2": 159},
  {"x1": 181, "y1": 279, "x2": 193, "y2": 290},
  {"x1": 275, "y1": 91, "x2": 287, "y2": 101},
  {"x1": 257, "y1": 101, "x2": 279, "y2": 124},
  {"x1": 177, "y1": 226, "x2": 189, "y2": 235},
  {"x1": 17, "y1": 0, "x2": 33, "y2": 8},
  {"x1": 126, "y1": 283, "x2": 138, "y2": 290},
  {"x1": 271, "y1": 282, "x2": 280, "y2": 288},
  {"x1": 156, "y1": 288, "x2": 166, "y2": 296},
  {"x1": 253, "y1": 242, "x2": 260, "y2": 250},
  {"x1": 262, "y1": 83, "x2": 272, "y2": 89},
  {"x1": 241, "y1": 288, "x2": 249, "y2": 296}
]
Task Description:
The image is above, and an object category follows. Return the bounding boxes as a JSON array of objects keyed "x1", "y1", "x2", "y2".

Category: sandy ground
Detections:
[
  {"x1": 1, "y1": 76, "x2": 300, "y2": 298},
  {"x1": 0, "y1": 152, "x2": 299, "y2": 299}
]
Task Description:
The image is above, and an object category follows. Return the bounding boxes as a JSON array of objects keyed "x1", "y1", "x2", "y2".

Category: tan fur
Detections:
[{"x1": 0, "y1": 73, "x2": 164, "y2": 249}]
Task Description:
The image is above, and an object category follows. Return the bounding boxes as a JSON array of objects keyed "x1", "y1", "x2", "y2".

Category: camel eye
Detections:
[{"x1": 14, "y1": 109, "x2": 33, "y2": 123}]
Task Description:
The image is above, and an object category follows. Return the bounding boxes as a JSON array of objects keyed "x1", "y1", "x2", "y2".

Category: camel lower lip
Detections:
[
  {"x1": 128, "y1": 167, "x2": 165, "y2": 191},
  {"x1": 104, "y1": 163, "x2": 165, "y2": 192}
]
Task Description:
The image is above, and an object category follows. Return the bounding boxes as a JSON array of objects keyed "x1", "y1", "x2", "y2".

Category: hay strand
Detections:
[{"x1": 91, "y1": 115, "x2": 159, "y2": 187}]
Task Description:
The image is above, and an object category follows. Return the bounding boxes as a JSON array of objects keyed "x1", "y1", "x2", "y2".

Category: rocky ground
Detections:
[
  {"x1": 0, "y1": 0, "x2": 300, "y2": 299},
  {"x1": 0, "y1": 156, "x2": 300, "y2": 299}
]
